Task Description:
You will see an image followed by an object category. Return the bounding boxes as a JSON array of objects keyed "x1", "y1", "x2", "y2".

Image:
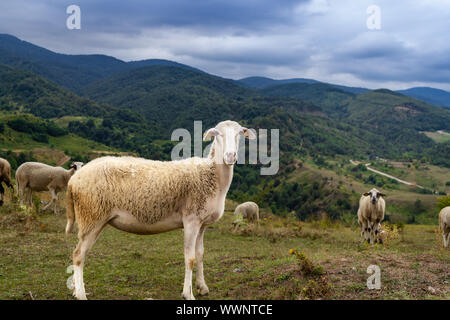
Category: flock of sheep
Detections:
[{"x1": 0, "y1": 120, "x2": 449, "y2": 300}]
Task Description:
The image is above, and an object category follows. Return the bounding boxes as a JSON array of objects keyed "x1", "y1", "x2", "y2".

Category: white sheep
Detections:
[
  {"x1": 439, "y1": 206, "x2": 450, "y2": 248},
  {"x1": 0, "y1": 158, "x2": 13, "y2": 206},
  {"x1": 357, "y1": 188, "x2": 386, "y2": 244},
  {"x1": 234, "y1": 201, "x2": 259, "y2": 221},
  {"x1": 65, "y1": 120, "x2": 256, "y2": 300},
  {"x1": 16, "y1": 161, "x2": 83, "y2": 214}
]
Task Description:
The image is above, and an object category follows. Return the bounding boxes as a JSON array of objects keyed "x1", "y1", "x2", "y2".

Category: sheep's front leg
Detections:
[
  {"x1": 43, "y1": 188, "x2": 57, "y2": 213},
  {"x1": 182, "y1": 217, "x2": 201, "y2": 300},
  {"x1": 369, "y1": 223, "x2": 376, "y2": 244},
  {"x1": 195, "y1": 225, "x2": 209, "y2": 296},
  {"x1": 52, "y1": 191, "x2": 59, "y2": 214},
  {"x1": 359, "y1": 221, "x2": 366, "y2": 243}
]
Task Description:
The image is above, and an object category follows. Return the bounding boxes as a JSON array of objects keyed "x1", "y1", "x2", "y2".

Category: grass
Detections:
[
  {"x1": 51, "y1": 116, "x2": 103, "y2": 128},
  {"x1": 0, "y1": 193, "x2": 448, "y2": 300},
  {"x1": 422, "y1": 131, "x2": 450, "y2": 144},
  {"x1": 369, "y1": 160, "x2": 450, "y2": 193}
]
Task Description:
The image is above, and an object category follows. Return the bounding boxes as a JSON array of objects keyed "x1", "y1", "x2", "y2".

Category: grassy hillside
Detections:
[
  {"x1": 0, "y1": 112, "x2": 117, "y2": 168},
  {"x1": 0, "y1": 202, "x2": 448, "y2": 300},
  {"x1": 423, "y1": 130, "x2": 450, "y2": 143},
  {"x1": 345, "y1": 89, "x2": 450, "y2": 131}
]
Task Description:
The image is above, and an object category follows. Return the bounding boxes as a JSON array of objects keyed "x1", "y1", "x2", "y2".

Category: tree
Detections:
[
  {"x1": 411, "y1": 199, "x2": 425, "y2": 215},
  {"x1": 437, "y1": 195, "x2": 450, "y2": 210}
]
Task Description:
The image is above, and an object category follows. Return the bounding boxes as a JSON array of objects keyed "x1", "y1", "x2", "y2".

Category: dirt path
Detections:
[
  {"x1": 349, "y1": 160, "x2": 424, "y2": 189},
  {"x1": 57, "y1": 155, "x2": 71, "y2": 166}
]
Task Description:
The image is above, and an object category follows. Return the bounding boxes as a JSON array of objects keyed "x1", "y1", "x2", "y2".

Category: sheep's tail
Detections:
[{"x1": 65, "y1": 184, "x2": 75, "y2": 234}]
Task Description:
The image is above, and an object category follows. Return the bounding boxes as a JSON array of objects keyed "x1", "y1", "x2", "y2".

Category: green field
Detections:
[
  {"x1": 0, "y1": 195, "x2": 448, "y2": 300},
  {"x1": 423, "y1": 131, "x2": 450, "y2": 144}
]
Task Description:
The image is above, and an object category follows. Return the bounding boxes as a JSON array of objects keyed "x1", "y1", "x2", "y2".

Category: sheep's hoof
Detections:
[
  {"x1": 73, "y1": 292, "x2": 88, "y2": 300},
  {"x1": 197, "y1": 284, "x2": 209, "y2": 296},
  {"x1": 181, "y1": 292, "x2": 195, "y2": 300},
  {"x1": 0, "y1": 200, "x2": 3, "y2": 206}
]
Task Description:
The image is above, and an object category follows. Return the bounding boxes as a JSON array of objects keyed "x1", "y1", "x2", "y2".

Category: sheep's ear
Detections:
[
  {"x1": 203, "y1": 128, "x2": 220, "y2": 141},
  {"x1": 378, "y1": 193, "x2": 386, "y2": 197},
  {"x1": 240, "y1": 127, "x2": 256, "y2": 139},
  {"x1": 363, "y1": 192, "x2": 370, "y2": 196},
  {"x1": 69, "y1": 163, "x2": 75, "y2": 169}
]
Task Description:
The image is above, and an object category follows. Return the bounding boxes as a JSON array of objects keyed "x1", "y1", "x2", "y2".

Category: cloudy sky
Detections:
[{"x1": 1, "y1": 0, "x2": 450, "y2": 90}]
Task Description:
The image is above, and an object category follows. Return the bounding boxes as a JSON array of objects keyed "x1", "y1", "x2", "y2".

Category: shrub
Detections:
[
  {"x1": 437, "y1": 195, "x2": 450, "y2": 210},
  {"x1": 301, "y1": 277, "x2": 331, "y2": 300},
  {"x1": 31, "y1": 133, "x2": 49, "y2": 143},
  {"x1": 289, "y1": 249, "x2": 324, "y2": 277}
]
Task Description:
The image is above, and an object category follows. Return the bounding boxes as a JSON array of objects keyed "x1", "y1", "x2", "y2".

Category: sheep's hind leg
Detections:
[
  {"x1": 182, "y1": 216, "x2": 201, "y2": 300},
  {"x1": 195, "y1": 225, "x2": 209, "y2": 296},
  {"x1": 18, "y1": 184, "x2": 25, "y2": 206},
  {"x1": 72, "y1": 224, "x2": 106, "y2": 300},
  {"x1": 25, "y1": 189, "x2": 33, "y2": 207}
]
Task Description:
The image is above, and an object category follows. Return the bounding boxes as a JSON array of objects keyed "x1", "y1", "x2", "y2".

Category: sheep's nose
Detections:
[{"x1": 224, "y1": 152, "x2": 237, "y2": 164}]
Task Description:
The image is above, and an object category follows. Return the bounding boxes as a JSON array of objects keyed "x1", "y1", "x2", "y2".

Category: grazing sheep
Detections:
[
  {"x1": 357, "y1": 188, "x2": 386, "y2": 244},
  {"x1": 16, "y1": 161, "x2": 83, "y2": 213},
  {"x1": 234, "y1": 201, "x2": 259, "y2": 221},
  {"x1": 65, "y1": 120, "x2": 256, "y2": 300},
  {"x1": 439, "y1": 206, "x2": 450, "y2": 248},
  {"x1": 0, "y1": 158, "x2": 13, "y2": 206}
]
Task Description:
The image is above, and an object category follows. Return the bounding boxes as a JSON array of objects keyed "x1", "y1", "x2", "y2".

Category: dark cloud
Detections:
[{"x1": 0, "y1": 0, "x2": 449, "y2": 90}]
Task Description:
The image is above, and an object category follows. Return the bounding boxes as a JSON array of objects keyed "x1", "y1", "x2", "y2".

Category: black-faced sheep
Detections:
[
  {"x1": 357, "y1": 188, "x2": 386, "y2": 244},
  {"x1": 65, "y1": 120, "x2": 256, "y2": 300}
]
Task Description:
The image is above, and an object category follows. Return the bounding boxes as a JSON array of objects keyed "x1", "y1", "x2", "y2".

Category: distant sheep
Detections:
[
  {"x1": 16, "y1": 161, "x2": 83, "y2": 213},
  {"x1": 357, "y1": 188, "x2": 386, "y2": 244},
  {"x1": 0, "y1": 158, "x2": 13, "y2": 206},
  {"x1": 439, "y1": 206, "x2": 450, "y2": 248},
  {"x1": 234, "y1": 202, "x2": 259, "y2": 221},
  {"x1": 65, "y1": 120, "x2": 256, "y2": 300}
]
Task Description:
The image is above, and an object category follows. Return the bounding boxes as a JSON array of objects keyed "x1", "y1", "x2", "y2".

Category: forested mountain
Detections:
[
  {"x1": 81, "y1": 65, "x2": 322, "y2": 134},
  {"x1": 260, "y1": 81, "x2": 450, "y2": 131},
  {"x1": 237, "y1": 76, "x2": 318, "y2": 88},
  {"x1": 238, "y1": 76, "x2": 369, "y2": 94},
  {"x1": 0, "y1": 64, "x2": 108, "y2": 118},
  {"x1": 397, "y1": 87, "x2": 450, "y2": 109},
  {"x1": 260, "y1": 82, "x2": 355, "y2": 116},
  {"x1": 0, "y1": 34, "x2": 197, "y2": 93}
]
